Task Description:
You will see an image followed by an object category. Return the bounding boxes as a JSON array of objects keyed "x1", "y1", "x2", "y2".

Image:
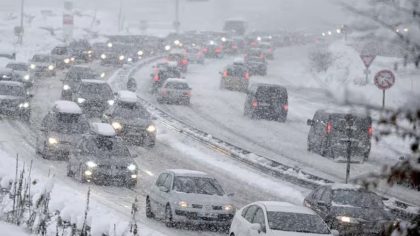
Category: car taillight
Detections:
[
  {"x1": 252, "y1": 99, "x2": 258, "y2": 108},
  {"x1": 203, "y1": 48, "x2": 208, "y2": 53},
  {"x1": 185, "y1": 90, "x2": 192, "y2": 96},
  {"x1": 368, "y1": 126, "x2": 373, "y2": 137},
  {"x1": 269, "y1": 48, "x2": 273, "y2": 53},
  {"x1": 325, "y1": 122, "x2": 333, "y2": 134},
  {"x1": 153, "y1": 68, "x2": 159, "y2": 81},
  {"x1": 223, "y1": 70, "x2": 228, "y2": 77},
  {"x1": 215, "y1": 47, "x2": 222, "y2": 53},
  {"x1": 244, "y1": 72, "x2": 250, "y2": 80},
  {"x1": 283, "y1": 104, "x2": 288, "y2": 111}
]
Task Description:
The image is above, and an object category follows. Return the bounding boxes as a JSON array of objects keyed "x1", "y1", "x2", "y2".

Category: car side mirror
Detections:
[
  {"x1": 159, "y1": 186, "x2": 169, "y2": 193},
  {"x1": 307, "y1": 119, "x2": 314, "y2": 126},
  {"x1": 227, "y1": 193, "x2": 235, "y2": 197},
  {"x1": 331, "y1": 230, "x2": 340, "y2": 236}
]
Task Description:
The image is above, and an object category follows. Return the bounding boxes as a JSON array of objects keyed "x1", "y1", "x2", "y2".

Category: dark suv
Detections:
[
  {"x1": 244, "y1": 83, "x2": 288, "y2": 122},
  {"x1": 307, "y1": 111, "x2": 372, "y2": 162},
  {"x1": 304, "y1": 184, "x2": 394, "y2": 236},
  {"x1": 61, "y1": 66, "x2": 102, "y2": 100},
  {"x1": 220, "y1": 61, "x2": 250, "y2": 92}
]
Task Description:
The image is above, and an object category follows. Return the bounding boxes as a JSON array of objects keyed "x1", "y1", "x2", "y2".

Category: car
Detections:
[
  {"x1": 229, "y1": 201, "x2": 338, "y2": 236},
  {"x1": 306, "y1": 111, "x2": 372, "y2": 162},
  {"x1": 203, "y1": 41, "x2": 223, "y2": 58},
  {"x1": 150, "y1": 62, "x2": 182, "y2": 93},
  {"x1": 0, "y1": 81, "x2": 31, "y2": 121},
  {"x1": 36, "y1": 101, "x2": 89, "y2": 160},
  {"x1": 245, "y1": 56, "x2": 267, "y2": 76},
  {"x1": 66, "y1": 122, "x2": 138, "y2": 188},
  {"x1": 244, "y1": 83, "x2": 288, "y2": 122},
  {"x1": 29, "y1": 54, "x2": 56, "y2": 77},
  {"x1": 5, "y1": 62, "x2": 34, "y2": 88},
  {"x1": 102, "y1": 91, "x2": 156, "y2": 147},
  {"x1": 68, "y1": 40, "x2": 93, "y2": 63},
  {"x1": 186, "y1": 46, "x2": 205, "y2": 64},
  {"x1": 146, "y1": 169, "x2": 235, "y2": 229},
  {"x1": 257, "y1": 42, "x2": 274, "y2": 60},
  {"x1": 61, "y1": 66, "x2": 104, "y2": 100},
  {"x1": 304, "y1": 184, "x2": 394, "y2": 236},
  {"x1": 91, "y1": 42, "x2": 109, "y2": 60},
  {"x1": 167, "y1": 49, "x2": 189, "y2": 73},
  {"x1": 72, "y1": 79, "x2": 115, "y2": 117},
  {"x1": 0, "y1": 68, "x2": 32, "y2": 89},
  {"x1": 99, "y1": 46, "x2": 126, "y2": 66},
  {"x1": 221, "y1": 38, "x2": 239, "y2": 55},
  {"x1": 219, "y1": 59, "x2": 250, "y2": 92},
  {"x1": 244, "y1": 48, "x2": 265, "y2": 63},
  {"x1": 156, "y1": 78, "x2": 192, "y2": 105},
  {"x1": 50, "y1": 45, "x2": 74, "y2": 69}
]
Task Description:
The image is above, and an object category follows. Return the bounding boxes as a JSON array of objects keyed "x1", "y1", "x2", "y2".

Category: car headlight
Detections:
[
  {"x1": 63, "y1": 84, "x2": 70, "y2": 90},
  {"x1": 107, "y1": 100, "x2": 115, "y2": 106},
  {"x1": 146, "y1": 125, "x2": 156, "y2": 133},
  {"x1": 127, "y1": 57, "x2": 133, "y2": 62},
  {"x1": 48, "y1": 65, "x2": 54, "y2": 70},
  {"x1": 336, "y1": 216, "x2": 359, "y2": 224},
  {"x1": 77, "y1": 97, "x2": 86, "y2": 104},
  {"x1": 30, "y1": 64, "x2": 36, "y2": 69},
  {"x1": 178, "y1": 201, "x2": 188, "y2": 208},
  {"x1": 88, "y1": 50, "x2": 92, "y2": 54},
  {"x1": 119, "y1": 55, "x2": 125, "y2": 61},
  {"x1": 64, "y1": 58, "x2": 70, "y2": 64},
  {"x1": 127, "y1": 164, "x2": 136, "y2": 171},
  {"x1": 48, "y1": 137, "x2": 58, "y2": 145},
  {"x1": 112, "y1": 122, "x2": 123, "y2": 130},
  {"x1": 223, "y1": 204, "x2": 234, "y2": 212},
  {"x1": 18, "y1": 102, "x2": 30, "y2": 108},
  {"x1": 101, "y1": 54, "x2": 107, "y2": 59},
  {"x1": 165, "y1": 45, "x2": 171, "y2": 51},
  {"x1": 24, "y1": 74, "x2": 30, "y2": 80},
  {"x1": 137, "y1": 50, "x2": 144, "y2": 56},
  {"x1": 70, "y1": 57, "x2": 75, "y2": 61},
  {"x1": 86, "y1": 161, "x2": 97, "y2": 168},
  {"x1": 131, "y1": 174, "x2": 137, "y2": 179},
  {"x1": 107, "y1": 42, "x2": 113, "y2": 48},
  {"x1": 100, "y1": 72, "x2": 106, "y2": 78}
]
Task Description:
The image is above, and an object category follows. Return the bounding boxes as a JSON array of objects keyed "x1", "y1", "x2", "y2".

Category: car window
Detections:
[
  {"x1": 165, "y1": 82, "x2": 189, "y2": 90},
  {"x1": 252, "y1": 207, "x2": 266, "y2": 231},
  {"x1": 173, "y1": 176, "x2": 225, "y2": 196},
  {"x1": 79, "y1": 83, "x2": 113, "y2": 98},
  {"x1": 244, "y1": 205, "x2": 258, "y2": 222},
  {"x1": 156, "y1": 173, "x2": 168, "y2": 187},
  {"x1": 314, "y1": 187, "x2": 326, "y2": 201},
  {"x1": 241, "y1": 206, "x2": 251, "y2": 218},
  {"x1": 163, "y1": 174, "x2": 172, "y2": 189},
  {"x1": 320, "y1": 188, "x2": 332, "y2": 203},
  {"x1": 0, "y1": 84, "x2": 25, "y2": 97},
  {"x1": 267, "y1": 212, "x2": 330, "y2": 234}
]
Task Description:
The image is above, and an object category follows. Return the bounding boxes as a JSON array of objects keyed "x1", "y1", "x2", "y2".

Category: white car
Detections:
[
  {"x1": 146, "y1": 169, "x2": 235, "y2": 229},
  {"x1": 229, "y1": 201, "x2": 338, "y2": 236}
]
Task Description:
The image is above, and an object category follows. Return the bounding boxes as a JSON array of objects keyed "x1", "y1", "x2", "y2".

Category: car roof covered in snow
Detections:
[
  {"x1": 257, "y1": 201, "x2": 317, "y2": 215},
  {"x1": 81, "y1": 79, "x2": 107, "y2": 84},
  {"x1": 0, "y1": 81, "x2": 24, "y2": 88},
  {"x1": 117, "y1": 90, "x2": 138, "y2": 103},
  {"x1": 52, "y1": 101, "x2": 82, "y2": 114},
  {"x1": 167, "y1": 61, "x2": 178, "y2": 67},
  {"x1": 233, "y1": 57, "x2": 245, "y2": 64},
  {"x1": 330, "y1": 183, "x2": 364, "y2": 191},
  {"x1": 90, "y1": 123, "x2": 116, "y2": 137},
  {"x1": 165, "y1": 78, "x2": 188, "y2": 84},
  {"x1": 167, "y1": 169, "x2": 209, "y2": 177}
]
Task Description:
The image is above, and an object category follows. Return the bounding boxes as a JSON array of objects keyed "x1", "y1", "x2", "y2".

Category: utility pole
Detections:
[
  {"x1": 118, "y1": 0, "x2": 123, "y2": 32},
  {"x1": 18, "y1": 0, "x2": 24, "y2": 45},
  {"x1": 174, "y1": 0, "x2": 180, "y2": 34}
]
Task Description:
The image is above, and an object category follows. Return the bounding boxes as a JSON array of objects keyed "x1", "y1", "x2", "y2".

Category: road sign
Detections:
[
  {"x1": 360, "y1": 55, "x2": 376, "y2": 68},
  {"x1": 374, "y1": 70, "x2": 395, "y2": 90}
]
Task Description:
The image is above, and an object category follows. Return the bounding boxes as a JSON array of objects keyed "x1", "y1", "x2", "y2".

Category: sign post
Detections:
[
  {"x1": 374, "y1": 70, "x2": 395, "y2": 109},
  {"x1": 63, "y1": 1, "x2": 74, "y2": 43},
  {"x1": 360, "y1": 54, "x2": 376, "y2": 84}
]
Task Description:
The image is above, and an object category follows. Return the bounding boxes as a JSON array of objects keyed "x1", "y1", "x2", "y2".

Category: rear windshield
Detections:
[
  {"x1": 330, "y1": 115, "x2": 371, "y2": 138},
  {"x1": 168, "y1": 54, "x2": 184, "y2": 61},
  {"x1": 159, "y1": 69, "x2": 181, "y2": 79},
  {"x1": 6, "y1": 63, "x2": 28, "y2": 71},
  {"x1": 256, "y1": 86, "x2": 287, "y2": 102},
  {"x1": 49, "y1": 114, "x2": 89, "y2": 134},
  {"x1": 79, "y1": 83, "x2": 113, "y2": 98},
  {"x1": 0, "y1": 84, "x2": 25, "y2": 97},
  {"x1": 267, "y1": 212, "x2": 330, "y2": 234},
  {"x1": 227, "y1": 66, "x2": 247, "y2": 77},
  {"x1": 166, "y1": 82, "x2": 189, "y2": 90},
  {"x1": 113, "y1": 102, "x2": 150, "y2": 119}
]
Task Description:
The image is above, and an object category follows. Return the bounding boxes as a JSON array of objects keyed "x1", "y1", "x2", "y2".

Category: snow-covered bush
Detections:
[{"x1": 308, "y1": 46, "x2": 334, "y2": 72}]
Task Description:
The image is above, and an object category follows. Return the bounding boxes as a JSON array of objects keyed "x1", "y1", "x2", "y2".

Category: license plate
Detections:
[{"x1": 200, "y1": 212, "x2": 218, "y2": 218}]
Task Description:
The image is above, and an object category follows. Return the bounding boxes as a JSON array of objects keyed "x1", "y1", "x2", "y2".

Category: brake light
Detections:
[
  {"x1": 185, "y1": 90, "x2": 192, "y2": 97},
  {"x1": 244, "y1": 72, "x2": 250, "y2": 80},
  {"x1": 269, "y1": 48, "x2": 273, "y2": 53},
  {"x1": 203, "y1": 48, "x2": 208, "y2": 53},
  {"x1": 251, "y1": 99, "x2": 258, "y2": 108},
  {"x1": 283, "y1": 104, "x2": 288, "y2": 111},
  {"x1": 368, "y1": 126, "x2": 373, "y2": 137},
  {"x1": 215, "y1": 47, "x2": 222, "y2": 53},
  {"x1": 223, "y1": 70, "x2": 228, "y2": 77},
  {"x1": 181, "y1": 59, "x2": 188, "y2": 65},
  {"x1": 325, "y1": 122, "x2": 333, "y2": 134}
]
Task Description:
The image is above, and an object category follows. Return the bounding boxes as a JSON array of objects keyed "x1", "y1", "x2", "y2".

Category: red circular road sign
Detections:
[{"x1": 374, "y1": 70, "x2": 395, "y2": 90}]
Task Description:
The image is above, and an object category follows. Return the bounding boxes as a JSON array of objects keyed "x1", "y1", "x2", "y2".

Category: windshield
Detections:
[
  {"x1": 52, "y1": 47, "x2": 68, "y2": 55},
  {"x1": 113, "y1": 102, "x2": 150, "y2": 119},
  {"x1": 333, "y1": 190, "x2": 384, "y2": 208},
  {"x1": 90, "y1": 136, "x2": 130, "y2": 156},
  {"x1": 0, "y1": 85, "x2": 25, "y2": 97},
  {"x1": 79, "y1": 83, "x2": 113, "y2": 98},
  {"x1": 49, "y1": 114, "x2": 89, "y2": 134},
  {"x1": 267, "y1": 212, "x2": 330, "y2": 234},
  {"x1": 6, "y1": 64, "x2": 28, "y2": 71},
  {"x1": 173, "y1": 176, "x2": 225, "y2": 196},
  {"x1": 32, "y1": 55, "x2": 50, "y2": 62}
]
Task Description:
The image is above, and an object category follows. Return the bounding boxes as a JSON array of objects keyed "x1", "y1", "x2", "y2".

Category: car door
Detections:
[
  {"x1": 149, "y1": 173, "x2": 168, "y2": 217},
  {"x1": 249, "y1": 207, "x2": 267, "y2": 236}
]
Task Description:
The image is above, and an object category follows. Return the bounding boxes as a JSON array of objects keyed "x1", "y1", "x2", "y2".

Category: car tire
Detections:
[
  {"x1": 165, "y1": 204, "x2": 174, "y2": 228},
  {"x1": 78, "y1": 166, "x2": 87, "y2": 183},
  {"x1": 145, "y1": 197, "x2": 154, "y2": 218}
]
